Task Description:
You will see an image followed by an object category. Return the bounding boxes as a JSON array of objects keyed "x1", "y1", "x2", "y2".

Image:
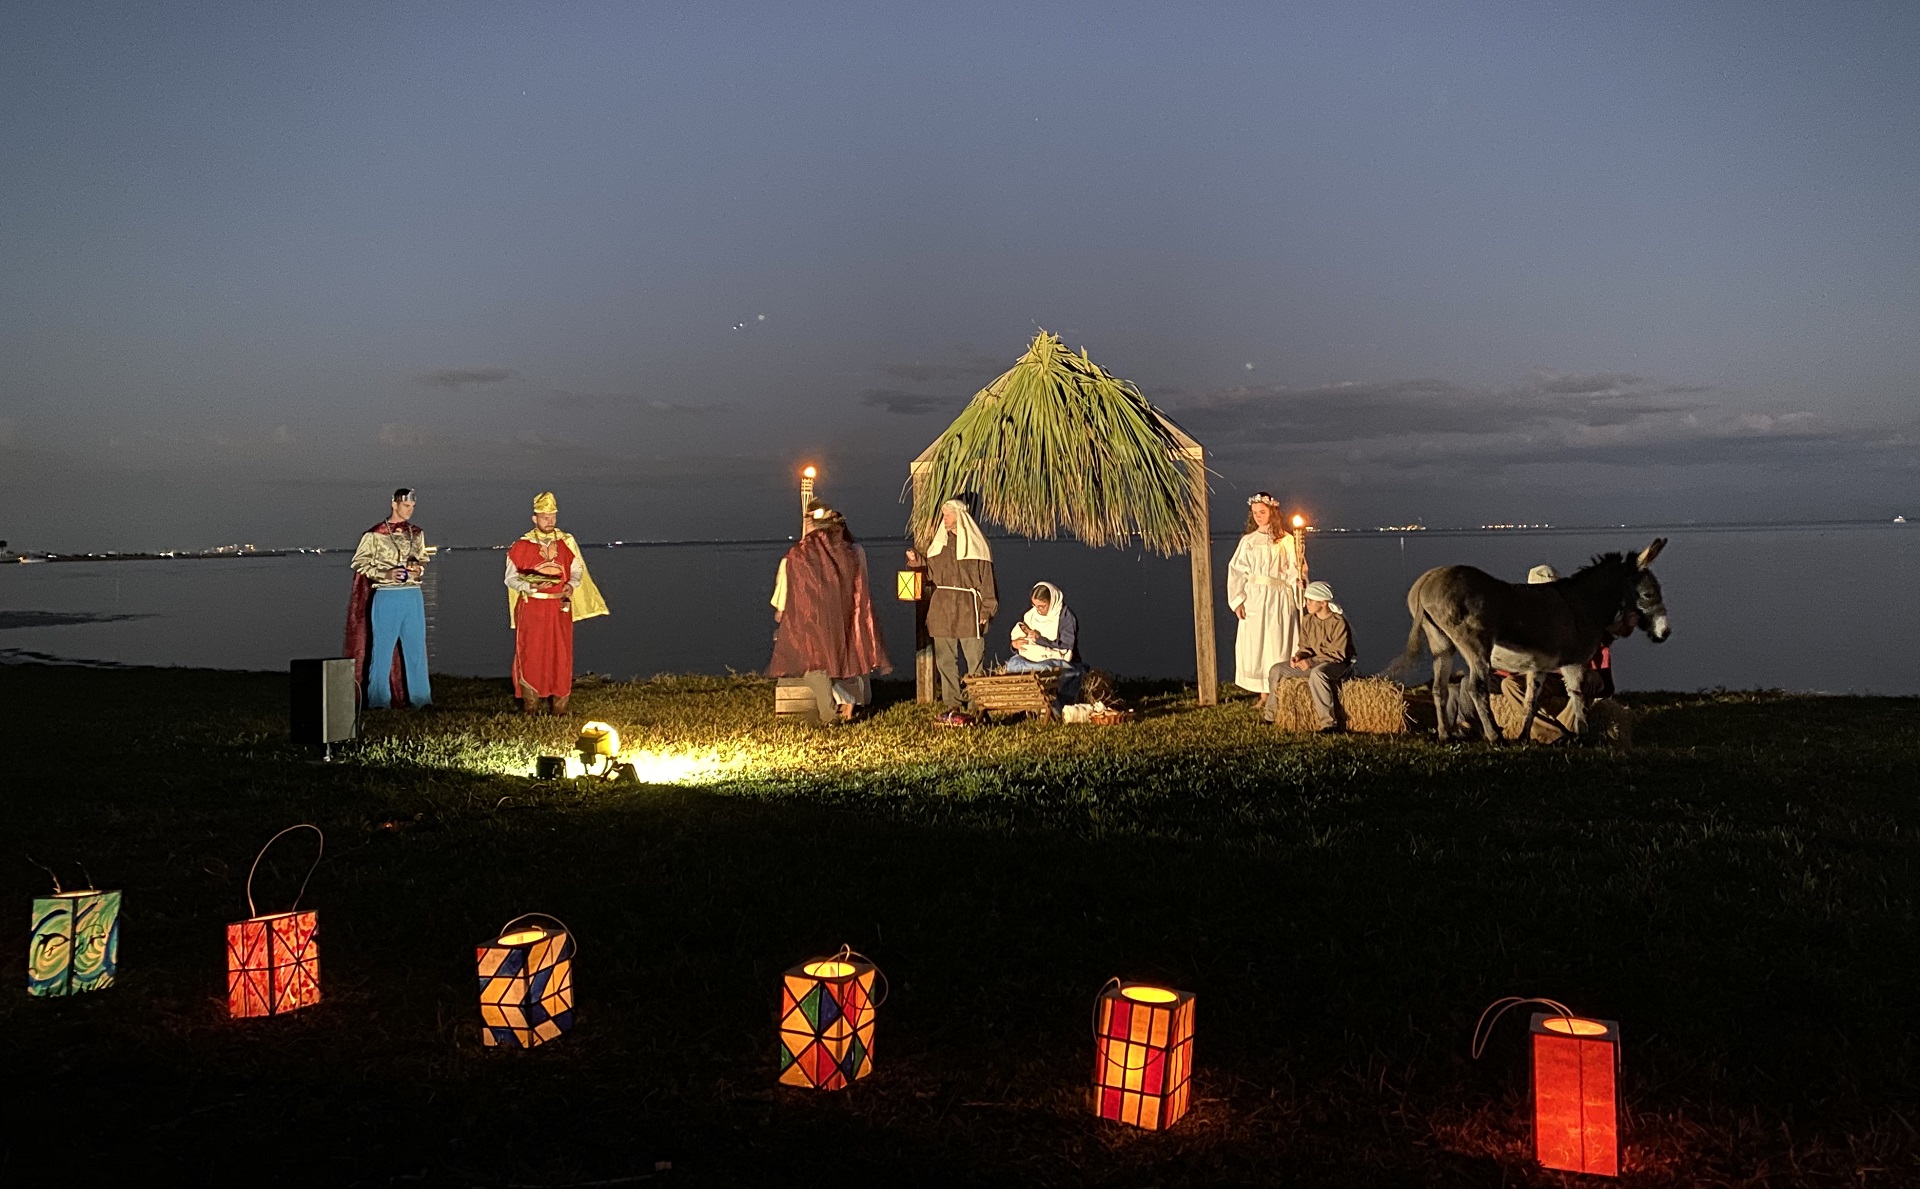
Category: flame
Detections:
[{"x1": 801, "y1": 465, "x2": 817, "y2": 479}]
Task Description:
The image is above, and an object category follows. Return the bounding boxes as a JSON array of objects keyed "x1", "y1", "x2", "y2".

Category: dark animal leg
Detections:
[{"x1": 1425, "y1": 619, "x2": 1456, "y2": 742}]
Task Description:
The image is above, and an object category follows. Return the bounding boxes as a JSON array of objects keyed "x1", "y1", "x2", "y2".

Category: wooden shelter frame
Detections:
[{"x1": 906, "y1": 408, "x2": 1218, "y2": 706}]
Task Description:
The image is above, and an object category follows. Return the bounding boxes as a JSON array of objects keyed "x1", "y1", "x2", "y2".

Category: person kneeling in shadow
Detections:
[
  {"x1": 1264, "y1": 581, "x2": 1355, "y2": 732},
  {"x1": 1005, "y1": 581, "x2": 1085, "y2": 707}
]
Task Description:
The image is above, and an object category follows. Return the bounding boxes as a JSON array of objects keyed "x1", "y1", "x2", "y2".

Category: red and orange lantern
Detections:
[
  {"x1": 1093, "y1": 979, "x2": 1196, "y2": 1130},
  {"x1": 777, "y1": 945, "x2": 882, "y2": 1090},
  {"x1": 227, "y1": 825, "x2": 323, "y2": 1019},
  {"x1": 1474, "y1": 996, "x2": 1621, "y2": 1177}
]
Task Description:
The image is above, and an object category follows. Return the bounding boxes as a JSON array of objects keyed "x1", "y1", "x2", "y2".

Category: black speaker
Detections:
[{"x1": 291, "y1": 658, "x2": 358, "y2": 745}]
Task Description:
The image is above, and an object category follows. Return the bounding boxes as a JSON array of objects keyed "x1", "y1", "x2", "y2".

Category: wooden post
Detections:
[
  {"x1": 1185, "y1": 444, "x2": 1217, "y2": 706},
  {"x1": 915, "y1": 607, "x2": 935, "y2": 704}
]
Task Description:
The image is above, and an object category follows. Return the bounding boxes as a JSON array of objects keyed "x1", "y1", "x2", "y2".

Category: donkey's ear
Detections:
[{"x1": 1636, "y1": 538, "x2": 1668, "y2": 569}]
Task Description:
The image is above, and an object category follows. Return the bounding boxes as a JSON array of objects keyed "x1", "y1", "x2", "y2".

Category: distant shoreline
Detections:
[{"x1": 3, "y1": 517, "x2": 1906, "y2": 566}]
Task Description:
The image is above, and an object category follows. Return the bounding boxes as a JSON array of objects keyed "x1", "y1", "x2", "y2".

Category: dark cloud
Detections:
[
  {"x1": 882, "y1": 358, "x2": 1004, "y2": 384},
  {"x1": 1532, "y1": 371, "x2": 1644, "y2": 395},
  {"x1": 543, "y1": 390, "x2": 717, "y2": 416},
  {"x1": 1175, "y1": 372, "x2": 1701, "y2": 449},
  {"x1": 861, "y1": 389, "x2": 960, "y2": 415},
  {"x1": 414, "y1": 366, "x2": 518, "y2": 389}
]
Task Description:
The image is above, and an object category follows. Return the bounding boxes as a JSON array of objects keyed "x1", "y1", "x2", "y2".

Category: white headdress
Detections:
[
  {"x1": 1527, "y1": 564, "x2": 1560, "y2": 584},
  {"x1": 1302, "y1": 580, "x2": 1343, "y2": 616},
  {"x1": 927, "y1": 498, "x2": 992, "y2": 562}
]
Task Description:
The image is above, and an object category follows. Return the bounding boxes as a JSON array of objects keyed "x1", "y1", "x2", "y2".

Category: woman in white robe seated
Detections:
[{"x1": 1004, "y1": 581, "x2": 1085, "y2": 705}]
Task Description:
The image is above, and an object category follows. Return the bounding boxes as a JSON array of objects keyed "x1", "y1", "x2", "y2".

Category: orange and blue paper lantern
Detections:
[
  {"x1": 777, "y1": 948, "x2": 880, "y2": 1090},
  {"x1": 477, "y1": 915, "x2": 575, "y2": 1048}
]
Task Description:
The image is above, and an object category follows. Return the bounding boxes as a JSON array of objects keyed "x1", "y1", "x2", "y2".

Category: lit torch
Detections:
[
  {"x1": 1292, "y1": 512, "x2": 1309, "y2": 584},
  {"x1": 800, "y1": 465, "x2": 817, "y2": 535}
]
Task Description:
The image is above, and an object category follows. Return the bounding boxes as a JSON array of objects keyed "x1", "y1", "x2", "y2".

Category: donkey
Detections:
[{"x1": 1398, "y1": 539, "x2": 1671, "y2": 742}]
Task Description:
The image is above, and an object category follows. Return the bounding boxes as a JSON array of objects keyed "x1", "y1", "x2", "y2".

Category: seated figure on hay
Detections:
[
  {"x1": 1264, "y1": 581, "x2": 1355, "y2": 733},
  {"x1": 1005, "y1": 581, "x2": 1084, "y2": 706}
]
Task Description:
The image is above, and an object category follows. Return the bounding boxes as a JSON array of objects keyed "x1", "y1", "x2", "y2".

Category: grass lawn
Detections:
[{"x1": 4, "y1": 663, "x2": 1917, "y2": 1187}]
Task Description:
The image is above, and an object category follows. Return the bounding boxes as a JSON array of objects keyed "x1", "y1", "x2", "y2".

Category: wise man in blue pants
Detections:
[{"x1": 344, "y1": 487, "x2": 432, "y2": 709}]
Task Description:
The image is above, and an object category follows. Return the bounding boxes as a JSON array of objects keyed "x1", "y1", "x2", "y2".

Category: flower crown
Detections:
[{"x1": 1247, "y1": 493, "x2": 1281, "y2": 508}]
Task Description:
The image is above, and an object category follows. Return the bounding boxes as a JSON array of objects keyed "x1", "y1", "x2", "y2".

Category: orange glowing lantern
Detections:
[
  {"x1": 476, "y1": 914, "x2": 575, "y2": 1048},
  {"x1": 777, "y1": 945, "x2": 882, "y2": 1090},
  {"x1": 1473, "y1": 996, "x2": 1620, "y2": 1178},
  {"x1": 227, "y1": 825, "x2": 323, "y2": 1019},
  {"x1": 1093, "y1": 979, "x2": 1195, "y2": 1130}
]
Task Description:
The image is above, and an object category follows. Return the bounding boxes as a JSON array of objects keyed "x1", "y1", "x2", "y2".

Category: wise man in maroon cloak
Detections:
[{"x1": 768, "y1": 504, "x2": 890, "y2": 723}]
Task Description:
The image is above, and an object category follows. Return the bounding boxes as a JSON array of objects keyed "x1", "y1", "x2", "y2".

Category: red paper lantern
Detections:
[
  {"x1": 227, "y1": 825, "x2": 323, "y2": 1019},
  {"x1": 1531, "y1": 1012, "x2": 1620, "y2": 1176},
  {"x1": 1473, "y1": 996, "x2": 1621, "y2": 1178},
  {"x1": 1093, "y1": 979, "x2": 1195, "y2": 1130}
]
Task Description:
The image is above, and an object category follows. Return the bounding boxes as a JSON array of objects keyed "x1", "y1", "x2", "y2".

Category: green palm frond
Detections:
[{"x1": 910, "y1": 330, "x2": 1204, "y2": 556}]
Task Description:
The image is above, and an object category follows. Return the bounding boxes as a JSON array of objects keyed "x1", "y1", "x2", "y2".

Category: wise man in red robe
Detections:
[
  {"x1": 505, "y1": 491, "x2": 609, "y2": 714},
  {"x1": 768, "y1": 503, "x2": 890, "y2": 723}
]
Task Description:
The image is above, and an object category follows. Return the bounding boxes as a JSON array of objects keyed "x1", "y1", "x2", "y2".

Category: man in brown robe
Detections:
[
  {"x1": 904, "y1": 498, "x2": 997, "y2": 723},
  {"x1": 769, "y1": 504, "x2": 891, "y2": 724},
  {"x1": 1267, "y1": 580, "x2": 1355, "y2": 732}
]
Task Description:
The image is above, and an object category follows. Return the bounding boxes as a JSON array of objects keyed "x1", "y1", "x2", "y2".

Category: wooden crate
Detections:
[
  {"x1": 963, "y1": 672, "x2": 1059, "y2": 716},
  {"x1": 774, "y1": 677, "x2": 818, "y2": 719}
]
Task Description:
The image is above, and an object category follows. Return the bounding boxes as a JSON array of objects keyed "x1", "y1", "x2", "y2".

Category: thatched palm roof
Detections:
[{"x1": 908, "y1": 330, "x2": 1207, "y2": 556}]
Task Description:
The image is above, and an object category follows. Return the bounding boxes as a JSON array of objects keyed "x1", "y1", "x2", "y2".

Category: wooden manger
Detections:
[
  {"x1": 962, "y1": 672, "x2": 1060, "y2": 719},
  {"x1": 1269, "y1": 675, "x2": 1411, "y2": 735}
]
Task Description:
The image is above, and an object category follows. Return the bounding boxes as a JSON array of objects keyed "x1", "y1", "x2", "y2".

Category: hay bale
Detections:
[
  {"x1": 1270, "y1": 675, "x2": 1409, "y2": 734},
  {"x1": 1488, "y1": 687, "x2": 1635, "y2": 745}
]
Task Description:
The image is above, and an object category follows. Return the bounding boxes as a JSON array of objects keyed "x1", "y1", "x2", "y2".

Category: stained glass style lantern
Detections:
[
  {"x1": 227, "y1": 824, "x2": 323, "y2": 1019},
  {"x1": 777, "y1": 945, "x2": 883, "y2": 1090},
  {"x1": 476, "y1": 914, "x2": 575, "y2": 1048},
  {"x1": 1093, "y1": 979, "x2": 1196, "y2": 1130},
  {"x1": 28, "y1": 874, "x2": 121, "y2": 997},
  {"x1": 896, "y1": 568, "x2": 924, "y2": 601},
  {"x1": 1473, "y1": 996, "x2": 1621, "y2": 1178}
]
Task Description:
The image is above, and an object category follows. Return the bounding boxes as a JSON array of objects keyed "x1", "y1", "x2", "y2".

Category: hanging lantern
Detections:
[
  {"x1": 476, "y1": 914, "x2": 575, "y2": 1048},
  {"x1": 28, "y1": 867, "x2": 121, "y2": 997},
  {"x1": 896, "y1": 568, "x2": 925, "y2": 601},
  {"x1": 1473, "y1": 996, "x2": 1621, "y2": 1178},
  {"x1": 777, "y1": 945, "x2": 882, "y2": 1090},
  {"x1": 227, "y1": 824, "x2": 323, "y2": 1019},
  {"x1": 1093, "y1": 979, "x2": 1196, "y2": 1130}
]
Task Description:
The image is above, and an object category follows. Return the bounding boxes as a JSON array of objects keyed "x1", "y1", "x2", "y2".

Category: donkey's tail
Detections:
[{"x1": 1384, "y1": 610, "x2": 1432, "y2": 682}]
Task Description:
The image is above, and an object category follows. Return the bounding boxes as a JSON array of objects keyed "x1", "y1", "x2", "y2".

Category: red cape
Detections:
[
  {"x1": 344, "y1": 519, "x2": 422, "y2": 702},
  {"x1": 768, "y1": 528, "x2": 891, "y2": 679}
]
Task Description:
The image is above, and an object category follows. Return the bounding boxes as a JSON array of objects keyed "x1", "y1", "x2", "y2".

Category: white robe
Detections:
[{"x1": 1226, "y1": 530, "x2": 1301, "y2": 693}]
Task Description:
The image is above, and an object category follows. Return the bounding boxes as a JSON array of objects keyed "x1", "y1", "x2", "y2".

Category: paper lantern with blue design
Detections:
[
  {"x1": 777, "y1": 945, "x2": 883, "y2": 1090},
  {"x1": 477, "y1": 913, "x2": 575, "y2": 1048},
  {"x1": 227, "y1": 824, "x2": 323, "y2": 1019},
  {"x1": 28, "y1": 871, "x2": 121, "y2": 997}
]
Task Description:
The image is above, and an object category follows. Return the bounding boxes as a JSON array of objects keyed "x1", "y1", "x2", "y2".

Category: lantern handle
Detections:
[
  {"x1": 245, "y1": 823, "x2": 325, "y2": 918},
  {"x1": 1469, "y1": 995, "x2": 1580, "y2": 1060},
  {"x1": 831, "y1": 943, "x2": 887, "y2": 1007},
  {"x1": 498, "y1": 913, "x2": 579, "y2": 963},
  {"x1": 25, "y1": 852, "x2": 68, "y2": 895}
]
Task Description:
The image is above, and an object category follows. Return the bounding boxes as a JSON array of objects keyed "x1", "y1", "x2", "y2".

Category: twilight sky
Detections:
[{"x1": 3, "y1": 1, "x2": 1916, "y2": 551}]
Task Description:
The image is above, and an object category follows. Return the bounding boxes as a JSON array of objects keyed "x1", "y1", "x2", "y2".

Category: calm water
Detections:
[{"x1": 2, "y1": 524, "x2": 1916, "y2": 694}]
